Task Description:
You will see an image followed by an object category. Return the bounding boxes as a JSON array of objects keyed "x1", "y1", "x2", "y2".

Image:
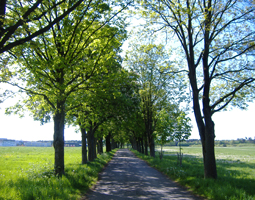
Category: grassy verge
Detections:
[
  {"x1": 0, "y1": 147, "x2": 117, "y2": 200},
  {"x1": 132, "y1": 146, "x2": 255, "y2": 200}
]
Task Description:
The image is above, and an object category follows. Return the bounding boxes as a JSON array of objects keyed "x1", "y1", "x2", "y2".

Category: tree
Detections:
[
  {"x1": 90, "y1": 69, "x2": 140, "y2": 154},
  {"x1": 0, "y1": 0, "x2": 88, "y2": 103},
  {"x1": 155, "y1": 105, "x2": 191, "y2": 160},
  {"x1": 66, "y1": 60, "x2": 125, "y2": 162},
  {"x1": 67, "y1": 67, "x2": 139, "y2": 162},
  {"x1": 155, "y1": 107, "x2": 175, "y2": 159},
  {"x1": 125, "y1": 42, "x2": 186, "y2": 157},
  {"x1": 80, "y1": 125, "x2": 88, "y2": 164},
  {"x1": 139, "y1": 0, "x2": 255, "y2": 178},
  {"x1": 5, "y1": 2, "x2": 127, "y2": 176},
  {"x1": 125, "y1": 111, "x2": 146, "y2": 153},
  {"x1": 173, "y1": 111, "x2": 192, "y2": 166},
  {"x1": 0, "y1": 0, "x2": 86, "y2": 54}
]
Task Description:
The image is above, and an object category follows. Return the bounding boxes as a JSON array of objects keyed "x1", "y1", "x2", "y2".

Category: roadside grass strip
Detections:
[
  {"x1": 0, "y1": 147, "x2": 117, "y2": 200},
  {"x1": 132, "y1": 146, "x2": 255, "y2": 200}
]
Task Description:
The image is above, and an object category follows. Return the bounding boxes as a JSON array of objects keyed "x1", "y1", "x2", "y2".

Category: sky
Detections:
[
  {"x1": 189, "y1": 102, "x2": 255, "y2": 140},
  {"x1": 0, "y1": 91, "x2": 81, "y2": 141},
  {"x1": 0, "y1": 93, "x2": 254, "y2": 141}
]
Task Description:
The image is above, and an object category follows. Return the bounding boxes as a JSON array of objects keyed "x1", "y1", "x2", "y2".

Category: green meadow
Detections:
[
  {"x1": 0, "y1": 147, "x2": 116, "y2": 200},
  {"x1": 133, "y1": 145, "x2": 255, "y2": 200},
  {"x1": 1, "y1": 146, "x2": 254, "y2": 200}
]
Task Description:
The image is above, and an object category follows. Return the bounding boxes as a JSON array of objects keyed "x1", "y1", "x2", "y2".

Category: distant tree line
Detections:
[{"x1": 158, "y1": 138, "x2": 255, "y2": 147}]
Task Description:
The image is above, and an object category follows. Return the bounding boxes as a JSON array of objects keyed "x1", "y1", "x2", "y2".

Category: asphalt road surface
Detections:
[{"x1": 85, "y1": 149, "x2": 203, "y2": 200}]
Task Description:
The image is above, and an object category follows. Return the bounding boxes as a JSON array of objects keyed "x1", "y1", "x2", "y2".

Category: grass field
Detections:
[
  {"x1": 0, "y1": 147, "x2": 116, "y2": 200},
  {"x1": 1, "y1": 146, "x2": 254, "y2": 200},
  {"x1": 134, "y1": 145, "x2": 255, "y2": 200}
]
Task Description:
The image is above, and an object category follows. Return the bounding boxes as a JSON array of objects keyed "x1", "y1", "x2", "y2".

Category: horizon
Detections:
[{"x1": 1, "y1": 137, "x2": 254, "y2": 142}]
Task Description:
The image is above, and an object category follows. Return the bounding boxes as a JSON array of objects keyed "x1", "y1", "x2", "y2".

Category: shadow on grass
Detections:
[
  {"x1": 133, "y1": 149, "x2": 255, "y2": 200},
  {"x1": 217, "y1": 158, "x2": 255, "y2": 170},
  {"x1": 216, "y1": 160, "x2": 255, "y2": 198},
  {"x1": 4, "y1": 150, "x2": 116, "y2": 200}
]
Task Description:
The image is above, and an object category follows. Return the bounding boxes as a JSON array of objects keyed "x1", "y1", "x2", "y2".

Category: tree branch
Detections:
[
  {"x1": 0, "y1": 0, "x2": 84, "y2": 54},
  {"x1": 211, "y1": 78, "x2": 255, "y2": 114},
  {"x1": 2, "y1": 81, "x2": 56, "y2": 109}
]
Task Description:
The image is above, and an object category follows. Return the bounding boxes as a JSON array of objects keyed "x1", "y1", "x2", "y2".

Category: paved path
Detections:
[{"x1": 85, "y1": 149, "x2": 203, "y2": 200}]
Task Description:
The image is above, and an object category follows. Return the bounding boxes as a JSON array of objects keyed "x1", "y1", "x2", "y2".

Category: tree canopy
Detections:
[
  {"x1": 124, "y1": 41, "x2": 188, "y2": 156},
  {"x1": 4, "y1": 0, "x2": 129, "y2": 176},
  {"x1": 0, "y1": 0, "x2": 87, "y2": 54}
]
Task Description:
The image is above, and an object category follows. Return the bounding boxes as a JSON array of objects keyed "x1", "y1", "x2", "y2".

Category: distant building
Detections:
[
  {"x1": 65, "y1": 142, "x2": 81, "y2": 147},
  {"x1": 0, "y1": 139, "x2": 83, "y2": 147},
  {"x1": 0, "y1": 138, "x2": 17, "y2": 146},
  {"x1": 24, "y1": 141, "x2": 52, "y2": 147},
  {"x1": 0, "y1": 138, "x2": 52, "y2": 147}
]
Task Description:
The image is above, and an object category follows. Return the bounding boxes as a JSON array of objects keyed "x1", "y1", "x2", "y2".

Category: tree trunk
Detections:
[
  {"x1": 201, "y1": 22, "x2": 217, "y2": 178},
  {"x1": 111, "y1": 137, "x2": 117, "y2": 149},
  {"x1": 80, "y1": 127, "x2": 87, "y2": 164},
  {"x1": 0, "y1": 0, "x2": 6, "y2": 35},
  {"x1": 106, "y1": 132, "x2": 111, "y2": 152},
  {"x1": 187, "y1": 50, "x2": 217, "y2": 179},
  {"x1": 53, "y1": 102, "x2": 65, "y2": 176},
  {"x1": 144, "y1": 132, "x2": 148, "y2": 155},
  {"x1": 97, "y1": 138, "x2": 103, "y2": 154},
  {"x1": 87, "y1": 122, "x2": 97, "y2": 161},
  {"x1": 147, "y1": 123, "x2": 155, "y2": 157},
  {"x1": 202, "y1": 83, "x2": 217, "y2": 178},
  {"x1": 143, "y1": 96, "x2": 155, "y2": 157},
  {"x1": 201, "y1": 97, "x2": 217, "y2": 178},
  {"x1": 137, "y1": 138, "x2": 141, "y2": 153},
  {"x1": 132, "y1": 137, "x2": 137, "y2": 150},
  {"x1": 190, "y1": 78, "x2": 217, "y2": 178},
  {"x1": 93, "y1": 136, "x2": 97, "y2": 159},
  {"x1": 203, "y1": 123, "x2": 217, "y2": 178},
  {"x1": 148, "y1": 135, "x2": 155, "y2": 157},
  {"x1": 141, "y1": 138, "x2": 144, "y2": 154}
]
